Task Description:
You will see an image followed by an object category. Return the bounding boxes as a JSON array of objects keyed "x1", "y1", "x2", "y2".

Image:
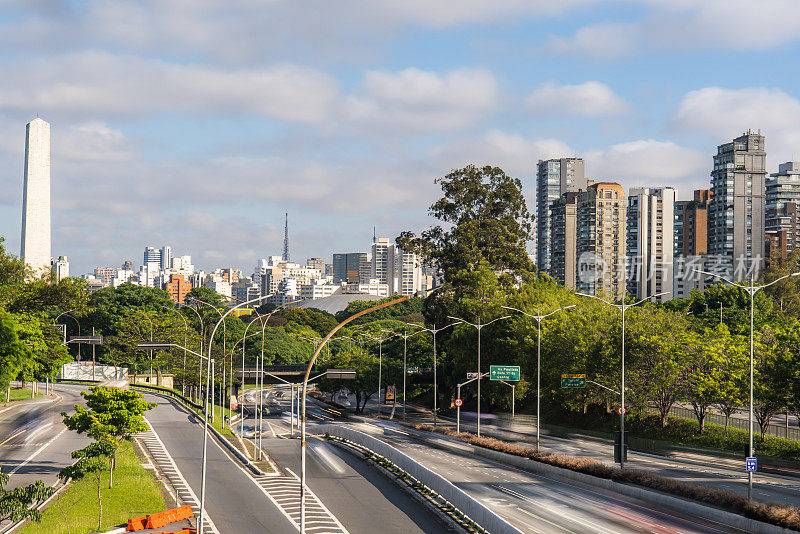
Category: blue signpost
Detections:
[{"x1": 746, "y1": 457, "x2": 757, "y2": 472}]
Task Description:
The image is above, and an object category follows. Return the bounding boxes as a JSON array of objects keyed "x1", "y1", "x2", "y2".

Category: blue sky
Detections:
[{"x1": 2, "y1": 0, "x2": 800, "y2": 275}]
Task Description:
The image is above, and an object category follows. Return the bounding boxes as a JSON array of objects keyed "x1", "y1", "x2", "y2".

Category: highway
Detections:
[
  {"x1": 237, "y1": 386, "x2": 453, "y2": 533},
  {"x1": 350, "y1": 394, "x2": 800, "y2": 507},
  {"x1": 0, "y1": 384, "x2": 89, "y2": 491},
  {"x1": 342, "y1": 417, "x2": 748, "y2": 534}
]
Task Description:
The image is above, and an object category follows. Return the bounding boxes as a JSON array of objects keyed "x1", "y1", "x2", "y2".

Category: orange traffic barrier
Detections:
[
  {"x1": 145, "y1": 505, "x2": 194, "y2": 529},
  {"x1": 126, "y1": 516, "x2": 147, "y2": 531}
]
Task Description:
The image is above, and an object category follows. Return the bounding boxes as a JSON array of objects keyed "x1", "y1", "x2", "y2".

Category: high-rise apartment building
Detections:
[
  {"x1": 165, "y1": 274, "x2": 192, "y2": 304},
  {"x1": 765, "y1": 162, "x2": 800, "y2": 265},
  {"x1": 94, "y1": 267, "x2": 118, "y2": 286},
  {"x1": 160, "y1": 245, "x2": 172, "y2": 271},
  {"x1": 536, "y1": 158, "x2": 586, "y2": 273},
  {"x1": 397, "y1": 249, "x2": 422, "y2": 296},
  {"x1": 709, "y1": 131, "x2": 766, "y2": 277},
  {"x1": 143, "y1": 246, "x2": 162, "y2": 266},
  {"x1": 306, "y1": 257, "x2": 325, "y2": 274},
  {"x1": 333, "y1": 253, "x2": 369, "y2": 284},
  {"x1": 20, "y1": 118, "x2": 51, "y2": 275},
  {"x1": 52, "y1": 256, "x2": 69, "y2": 280},
  {"x1": 626, "y1": 187, "x2": 675, "y2": 302},
  {"x1": 674, "y1": 190, "x2": 711, "y2": 256},
  {"x1": 550, "y1": 191, "x2": 580, "y2": 288},
  {"x1": 576, "y1": 182, "x2": 626, "y2": 299},
  {"x1": 371, "y1": 238, "x2": 395, "y2": 289}
]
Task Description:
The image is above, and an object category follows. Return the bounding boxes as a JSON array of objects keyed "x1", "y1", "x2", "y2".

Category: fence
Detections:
[
  {"x1": 495, "y1": 408, "x2": 800, "y2": 442},
  {"x1": 666, "y1": 405, "x2": 800, "y2": 441}
]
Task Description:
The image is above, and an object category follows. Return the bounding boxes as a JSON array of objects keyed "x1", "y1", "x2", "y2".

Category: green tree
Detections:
[
  {"x1": 0, "y1": 237, "x2": 28, "y2": 303},
  {"x1": 58, "y1": 437, "x2": 115, "y2": 531},
  {"x1": 397, "y1": 165, "x2": 533, "y2": 285},
  {"x1": 0, "y1": 311, "x2": 34, "y2": 401},
  {"x1": 0, "y1": 468, "x2": 53, "y2": 525},
  {"x1": 280, "y1": 308, "x2": 337, "y2": 336},
  {"x1": 61, "y1": 387, "x2": 156, "y2": 487}
]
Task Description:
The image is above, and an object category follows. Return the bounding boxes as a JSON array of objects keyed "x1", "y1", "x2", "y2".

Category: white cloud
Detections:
[
  {"x1": 369, "y1": 0, "x2": 598, "y2": 27},
  {"x1": 673, "y1": 86, "x2": 800, "y2": 168},
  {"x1": 643, "y1": 0, "x2": 800, "y2": 51},
  {"x1": 0, "y1": 51, "x2": 339, "y2": 122},
  {"x1": 526, "y1": 81, "x2": 629, "y2": 117},
  {"x1": 344, "y1": 68, "x2": 498, "y2": 132},
  {"x1": 57, "y1": 122, "x2": 133, "y2": 162},
  {"x1": 674, "y1": 87, "x2": 800, "y2": 136},
  {"x1": 585, "y1": 139, "x2": 707, "y2": 197},
  {"x1": 543, "y1": 22, "x2": 640, "y2": 61}
]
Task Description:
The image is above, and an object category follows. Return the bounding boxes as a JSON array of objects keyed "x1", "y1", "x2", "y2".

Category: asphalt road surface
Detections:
[{"x1": 345, "y1": 418, "x2": 749, "y2": 534}]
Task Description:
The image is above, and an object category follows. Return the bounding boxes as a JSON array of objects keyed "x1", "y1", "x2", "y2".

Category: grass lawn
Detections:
[
  {"x1": 4, "y1": 388, "x2": 42, "y2": 403},
  {"x1": 18, "y1": 440, "x2": 166, "y2": 534}
]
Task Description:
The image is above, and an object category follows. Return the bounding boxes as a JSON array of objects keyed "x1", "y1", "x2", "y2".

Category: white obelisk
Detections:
[{"x1": 20, "y1": 118, "x2": 51, "y2": 275}]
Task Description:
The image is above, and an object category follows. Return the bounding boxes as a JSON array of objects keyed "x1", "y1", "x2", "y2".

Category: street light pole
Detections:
[
  {"x1": 160, "y1": 305, "x2": 189, "y2": 396},
  {"x1": 693, "y1": 268, "x2": 800, "y2": 500},
  {"x1": 181, "y1": 303, "x2": 205, "y2": 402},
  {"x1": 382, "y1": 328, "x2": 424, "y2": 420},
  {"x1": 190, "y1": 298, "x2": 225, "y2": 426},
  {"x1": 300, "y1": 296, "x2": 409, "y2": 533},
  {"x1": 576, "y1": 291, "x2": 669, "y2": 467},
  {"x1": 502, "y1": 304, "x2": 575, "y2": 451},
  {"x1": 447, "y1": 315, "x2": 510, "y2": 437},
  {"x1": 404, "y1": 321, "x2": 458, "y2": 426},
  {"x1": 200, "y1": 293, "x2": 271, "y2": 532}
]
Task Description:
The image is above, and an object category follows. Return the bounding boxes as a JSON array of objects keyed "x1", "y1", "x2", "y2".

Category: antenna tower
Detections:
[{"x1": 283, "y1": 212, "x2": 290, "y2": 262}]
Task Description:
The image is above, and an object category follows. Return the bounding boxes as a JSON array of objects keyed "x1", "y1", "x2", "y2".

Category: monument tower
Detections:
[{"x1": 20, "y1": 118, "x2": 51, "y2": 275}]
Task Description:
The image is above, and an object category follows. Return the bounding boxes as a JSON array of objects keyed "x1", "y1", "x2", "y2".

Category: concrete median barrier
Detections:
[{"x1": 315, "y1": 424, "x2": 523, "y2": 534}]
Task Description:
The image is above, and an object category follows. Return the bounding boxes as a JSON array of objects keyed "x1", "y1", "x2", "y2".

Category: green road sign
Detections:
[
  {"x1": 490, "y1": 365, "x2": 520, "y2": 381},
  {"x1": 561, "y1": 374, "x2": 586, "y2": 388}
]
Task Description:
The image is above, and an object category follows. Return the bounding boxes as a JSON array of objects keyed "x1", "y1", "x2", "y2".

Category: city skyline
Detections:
[{"x1": 3, "y1": 2, "x2": 800, "y2": 274}]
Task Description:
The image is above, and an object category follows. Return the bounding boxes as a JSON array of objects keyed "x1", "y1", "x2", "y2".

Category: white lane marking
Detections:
[
  {"x1": 8, "y1": 428, "x2": 65, "y2": 477},
  {"x1": 140, "y1": 417, "x2": 220, "y2": 534}
]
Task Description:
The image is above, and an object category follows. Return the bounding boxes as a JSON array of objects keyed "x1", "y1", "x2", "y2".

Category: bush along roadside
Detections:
[
  {"x1": 324, "y1": 433, "x2": 488, "y2": 534},
  {"x1": 379, "y1": 417, "x2": 800, "y2": 532}
]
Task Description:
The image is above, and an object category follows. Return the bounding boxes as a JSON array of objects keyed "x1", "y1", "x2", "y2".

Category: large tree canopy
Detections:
[{"x1": 397, "y1": 165, "x2": 534, "y2": 285}]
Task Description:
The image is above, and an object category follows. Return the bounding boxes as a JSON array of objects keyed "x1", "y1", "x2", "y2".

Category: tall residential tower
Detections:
[
  {"x1": 708, "y1": 131, "x2": 766, "y2": 276},
  {"x1": 536, "y1": 158, "x2": 586, "y2": 273},
  {"x1": 20, "y1": 118, "x2": 51, "y2": 274}
]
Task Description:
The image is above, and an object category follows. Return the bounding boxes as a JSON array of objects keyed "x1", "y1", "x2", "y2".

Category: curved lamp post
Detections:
[
  {"x1": 575, "y1": 291, "x2": 669, "y2": 467},
  {"x1": 502, "y1": 304, "x2": 575, "y2": 450},
  {"x1": 190, "y1": 298, "x2": 226, "y2": 426},
  {"x1": 693, "y1": 268, "x2": 800, "y2": 500},
  {"x1": 199, "y1": 293, "x2": 272, "y2": 532},
  {"x1": 380, "y1": 327, "x2": 425, "y2": 419},
  {"x1": 446, "y1": 315, "x2": 510, "y2": 437},
  {"x1": 135, "y1": 310, "x2": 155, "y2": 384},
  {"x1": 160, "y1": 305, "x2": 189, "y2": 395},
  {"x1": 180, "y1": 303, "x2": 205, "y2": 402},
  {"x1": 55, "y1": 310, "x2": 81, "y2": 360},
  {"x1": 300, "y1": 296, "x2": 408, "y2": 533}
]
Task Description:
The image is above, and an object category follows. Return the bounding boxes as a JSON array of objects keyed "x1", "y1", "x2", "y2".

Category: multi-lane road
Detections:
[{"x1": 2, "y1": 382, "x2": 796, "y2": 534}]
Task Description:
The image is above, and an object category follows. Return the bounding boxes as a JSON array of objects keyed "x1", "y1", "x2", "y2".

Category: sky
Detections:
[{"x1": 2, "y1": 0, "x2": 800, "y2": 276}]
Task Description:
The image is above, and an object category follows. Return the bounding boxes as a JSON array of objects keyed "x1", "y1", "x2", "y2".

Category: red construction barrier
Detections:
[
  {"x1": 126, "y1": 516, "x2": 147, "y2": 531},
  {"x1": 144, "y1": 505, "x2": 194, "y2": 529}
]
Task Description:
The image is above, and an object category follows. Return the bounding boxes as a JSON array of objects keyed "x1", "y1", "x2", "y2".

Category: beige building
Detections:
[{"x1": 577, "y1": 182, "x2": 626, "y2": 299}]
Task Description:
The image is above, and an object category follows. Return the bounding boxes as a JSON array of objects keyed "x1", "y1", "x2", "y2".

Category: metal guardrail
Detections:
[
  {"x1": 56, "y1": 378, "x2": 205, "y2": 413},
  {"x1": 315, "y1": 424, "x2": 523, "y2": 534}
]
